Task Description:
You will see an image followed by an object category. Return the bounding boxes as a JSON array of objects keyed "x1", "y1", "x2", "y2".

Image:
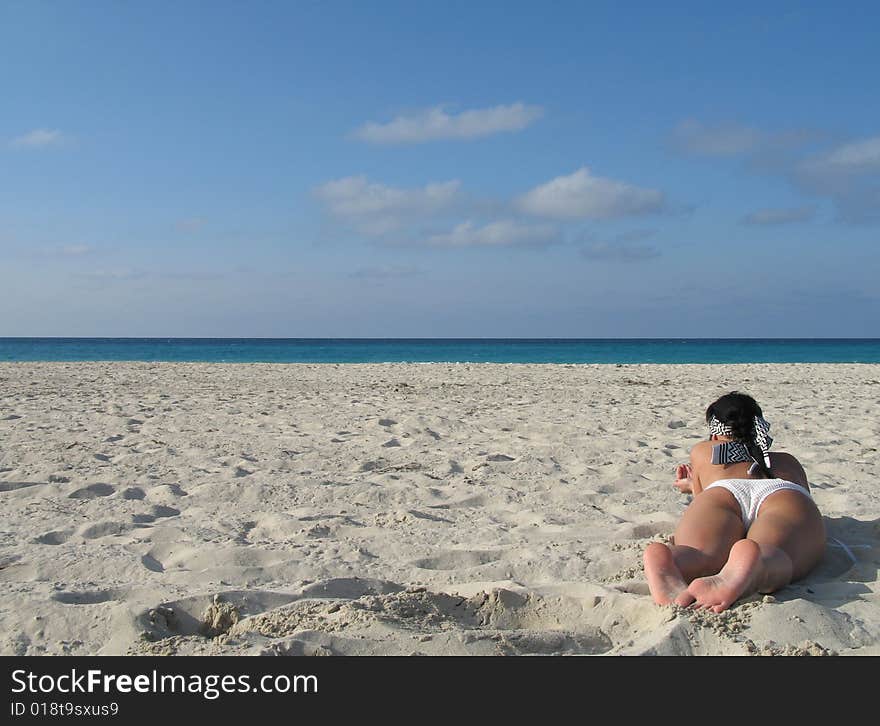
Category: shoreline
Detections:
[{"x1": 4, "y1": 360, "x2": 880, "y2": 366}]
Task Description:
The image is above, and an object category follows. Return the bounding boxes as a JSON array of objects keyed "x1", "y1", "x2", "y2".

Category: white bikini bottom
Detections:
[{"x1": 705, "y1": 478, "x2": 812, "y2": 529}]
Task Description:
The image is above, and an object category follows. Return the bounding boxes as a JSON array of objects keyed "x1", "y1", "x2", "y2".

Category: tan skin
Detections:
[{"x1": 644, "y1": 434, "x2": 826, "y2": 612}]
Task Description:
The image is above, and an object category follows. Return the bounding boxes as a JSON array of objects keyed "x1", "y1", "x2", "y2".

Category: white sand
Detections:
[{"x1": 0, "y1": 362, "x2": 877, "y2": 656}]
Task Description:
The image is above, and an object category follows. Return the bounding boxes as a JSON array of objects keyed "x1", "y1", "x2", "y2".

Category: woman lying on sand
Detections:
[{"x1": 644, "y1": 391, "x2": 825, "y2": 613}]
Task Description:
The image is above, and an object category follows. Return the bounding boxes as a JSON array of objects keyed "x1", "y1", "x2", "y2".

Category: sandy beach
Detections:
[{"x1": 0, "y1": 361, "x2": 877, "y2": 656}]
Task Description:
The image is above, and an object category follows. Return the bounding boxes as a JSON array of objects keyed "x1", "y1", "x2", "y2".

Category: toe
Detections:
[{"x1": 675, "y1": 591, "x2": 696, "y2": 607}]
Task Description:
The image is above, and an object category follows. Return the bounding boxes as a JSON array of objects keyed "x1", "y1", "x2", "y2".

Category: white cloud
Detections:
[
  {"x1": 791, "y1": 136, "x2": 880, "y2": 223},
  {"x1": 799, "y1": 136, "x2": 880, "y2": 176},
  {"x1": 820, "y1": 136, "x2": 880, "y2": 171},
  {"x1": 160, "y1": 269, "x2": 223, "y2": 281},
  {"x1": 75, "y1": 268, "x2": 144, "y2": 281},
  {"x1": 517, "y1": 167, "x2": 665, "y2": 220},
  {"x1": 10, "y1": 128, "x2": 67, "y2": 149},
  {"x1": 315, "y1": 176, "x2": 461, "y2": 234},
  {"x1": 352, "y1": 103, "x2": 543, "y2": 144},
  {"x1": 581, "y1": 241, "x2": 660, "y2": 262},
  {"x1": 350, "y1": 264, "x2": 422, "y2": 279},
  {"x1": 669, "y1": 121, "x2": 879, "y2": 224},
  {"x1": 424, "y1": 220, "x2": 559, "y2": 248},
  {"x1": 672, "y1": 119, "x2": 764, "y2": 156},
  {"x1": 740, "y1": 206, "x2": 815, "y2": 226}
]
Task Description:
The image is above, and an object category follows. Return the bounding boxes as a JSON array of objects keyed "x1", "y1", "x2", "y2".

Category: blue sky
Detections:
[{"x1": 2, "y1": 1, "x2": 879, "y2": 337}]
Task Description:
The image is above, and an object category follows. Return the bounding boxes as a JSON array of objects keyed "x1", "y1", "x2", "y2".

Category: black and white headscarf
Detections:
[{"x1": 709, "y1": 415, "x2": 773, "y2": 472}]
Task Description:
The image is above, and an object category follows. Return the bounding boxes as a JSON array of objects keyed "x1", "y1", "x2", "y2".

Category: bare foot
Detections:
[
  {"x1": 686, "y1": 539, "x2": 762, "y2": 613},
  {"x1": 674, "y1": 589, "x2": 696, "y2": 608},
  {"x1": 644, "y1": 542, "x2": 688, "y2": 605}
]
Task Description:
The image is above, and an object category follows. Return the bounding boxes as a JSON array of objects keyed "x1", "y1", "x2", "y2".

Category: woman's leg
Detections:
[
  {"x1": 685, "y1": 490, "x2": 825, "y2": 612},
  {"x1": 645, "y1": 488, "x2": 745, "y2": 605}
]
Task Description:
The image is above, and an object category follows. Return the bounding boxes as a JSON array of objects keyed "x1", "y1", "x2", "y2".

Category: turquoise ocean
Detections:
[{"x1": 1, "y1": 338, "x2": 879, "y2": 364}]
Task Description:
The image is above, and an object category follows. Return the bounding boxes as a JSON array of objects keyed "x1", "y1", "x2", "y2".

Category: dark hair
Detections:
[{"x1": 706, "y1": 391, "x2": 773, "y2": 478}]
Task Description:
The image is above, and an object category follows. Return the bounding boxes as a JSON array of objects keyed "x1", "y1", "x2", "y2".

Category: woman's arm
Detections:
[
  {"x1": 674, "y1": 444, "x2": 707, "y2": 495},
  {"x1": 688, "y1": 452, "x2": 704, "y2": 496},
  {"x1": 673, "y1": 463, "x2": 696, "y2": 495}
]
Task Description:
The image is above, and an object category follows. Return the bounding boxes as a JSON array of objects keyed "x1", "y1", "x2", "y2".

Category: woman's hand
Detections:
[{"x1": 674, "y1": 463, "x2": 693, "y2": 494}]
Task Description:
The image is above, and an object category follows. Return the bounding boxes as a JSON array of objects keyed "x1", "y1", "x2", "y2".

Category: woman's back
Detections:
[{"x1": 689, "y1": 439, "x2": 809, "y2": 491}]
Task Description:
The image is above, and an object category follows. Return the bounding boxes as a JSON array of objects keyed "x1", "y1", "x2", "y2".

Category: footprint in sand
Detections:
[
  {"x1": 427, "y1": 494, "x2": 488, "y2": 509},
  {"x1": 34, "y1": 530, "x2": 73, "y2": 545},
  {"x1": 487, "y1": 453, "x2": 515, "y2": 462},
  {"x1": 406, "y1": 509, "x2": 454, "y2": 524},
  {"x1": 68, "y1": 483, "x2": 116, "y2": 499},
  {"x1": 300, "y1": 578, "x2": 403, "y2": 599},
  {"x1": 140, "y1": 589, "x2": 307, "y2": 639},
  {"x1": 304, "y1": 524, "x2": 332, "y2": 538},
  {"x1": 51, "y1": 589, "x2": 120, "y2": 605},
  {"x1": 132, "y1": 505, "x2": 181, "y2": 524},
  {"x1": 78, "y1": 521, "x2": 133, "y2": 539},
  {"x1": 412, "y1": 549, "x2": 502, "y2": 570},
  {"x1": 358, "y1": 459, "x2": 387, "y2": 472},
  {"x1": 618, "y1": 520, "x2": 676, "y2": 540},
  {"x1": 140, "y1": 554, "x2": 165, "y2": 572},
  {"x1": 147, "y1": 483, "x2": 188, "y2": 499},
  {"x1": 0, "y1": 481, "x2": 44, "y2": 492}
]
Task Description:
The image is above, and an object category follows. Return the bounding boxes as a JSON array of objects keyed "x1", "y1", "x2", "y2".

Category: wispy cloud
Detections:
[
  {"x1": 314, "y1": 175, "x2": 461, "y2": 235},
  {"x1": 350, "y1": 264, "x2": 423, "y2": 279},
  {"x1": 740, "y1": 206, "x2": 815, "y2": 226},
  {"x1": 793, "y1": 135, "x2": 880, "y2": 223},
  {"x1": 579, "y1": 229, "x2": 661, "y2": 262},
  {"x1": 673, "y1": 119, "x2": 879, "y2": 224},
  {"x1": 671, "y1": 119, "x2": 821, "y2": 161},
  {"x1": 826, "y1": 188, "x2": 880, "y2": 225},
  {"x1": 59, "y1": 244, "x2": 97, "y2": 256},
  {"x1": 73, "y1": 268, "x2": 226, "y2": 284},
  {"x1": 581, "y1": 240, "x2": 661, "y2": 262},
  {"x1": 798, "y1": 135, "x2": 880, "y2": 180},
  {"x1": 9, "y1": 128, "x2": 68, "y2": 150},
  {"x1": 74, "y1": 268, "x2": 145, "y2": 281},
  {"x1": 160, "y1": 270, "x2": 224, "y2": 281},
  {"x1": 517, "y1": 167, "x2": 665, "y2": 220},
  {"x1": 27, "y1": 244, "x2": 101, "y2": 259},
  {"x1": 424, "y1": 220, "x2": 559, "y2": 248},
  {"x1": 671, "y1": 119, "x2": 764, "y2": 157},
  {"x1": 352, "y1": 103, "x2": 543, "y2": 144}
]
